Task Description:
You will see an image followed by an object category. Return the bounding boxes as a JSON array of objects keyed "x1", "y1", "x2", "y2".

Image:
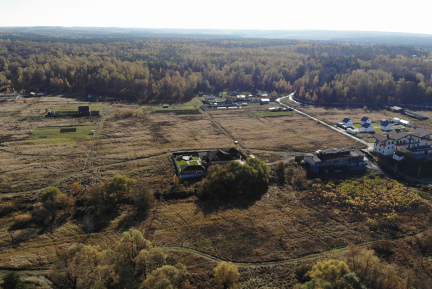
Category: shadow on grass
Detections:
[
  {"x1": 73, "y1": 209, "x2": 119, "y2": 234},
  {"x1": 116, "y1": 211, "x2": 149, "y2": 232},
  {"x1": 195, "y1": 194, "x2": 263, "y2": 215}
]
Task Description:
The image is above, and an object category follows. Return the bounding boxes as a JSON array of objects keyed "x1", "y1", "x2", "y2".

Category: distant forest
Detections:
[{"x1": 1, "y1": 29, "x2": 432, "y2": 104}]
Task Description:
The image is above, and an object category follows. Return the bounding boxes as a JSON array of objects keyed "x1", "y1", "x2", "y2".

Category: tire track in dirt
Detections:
[{"x1": 162, "y1": 229, "x2": 428, "y2": 268}]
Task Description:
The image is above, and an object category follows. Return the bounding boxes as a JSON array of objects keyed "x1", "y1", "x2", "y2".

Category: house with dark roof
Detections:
[
  {"x1": 202, "y1": 148, "x2": 244, "y2": 165},
  {"x1": 360, "y1": 116, "x2": 371, "y2": 125},
  {"x1": 304, "y1": 148, "x2": 366, "y2": 173},
  {"x1": 380, "y1": 120, "x2": 392, "y2": 131},
  {"x1": 179, "y1": 164, "x2": 207, "y2": 177},
  {"x1": 172, "y1": 148, "x2": 247, "y2": 179},
  {"x1": 361, "y1": 122, "x2": 375, "y2": 133},
  {"x1": 374, "y1": 128, "x2": 432, "y2": 159},
  {"x1": 342, "y1": 118, "x2": 353, "y2": 128}
]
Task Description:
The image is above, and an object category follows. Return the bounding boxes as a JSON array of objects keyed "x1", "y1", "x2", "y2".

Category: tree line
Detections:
[{"x1": 0, "y1": 32, "x2": 431, "y2": 104}]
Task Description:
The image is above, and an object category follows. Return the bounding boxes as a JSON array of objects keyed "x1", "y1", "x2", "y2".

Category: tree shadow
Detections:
[
  {"x1": 116, "y1": 211, "x2": 149, "y2": 231},
  {"x1": 73, "y1": 208, "x2": 118, "y2": 234},
  {"x1": 195, "y1": 194, "x2": 263, "y2": 215}
]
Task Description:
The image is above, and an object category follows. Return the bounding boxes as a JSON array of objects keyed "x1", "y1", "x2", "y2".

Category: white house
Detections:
[
  {"x1": 342, "y1": 118, "x2": 353, "y2": 128},
  {"x1": 361, "y1": 123, "x2": 375, "y2": 133},
  {"x1": 380, "y1": 120, "x2": 392, "y2": 131},
  {"x1": 360, "y1": 116, "x2": 371, "y2": 125},
  {"x1": 374, "y1": 128, "x2": 432, "y2": 158}
]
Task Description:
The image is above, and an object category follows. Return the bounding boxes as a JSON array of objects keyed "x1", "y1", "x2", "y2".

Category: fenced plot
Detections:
[{"x1": 28, "y1": 126, "x2": 97, "y2": 145}]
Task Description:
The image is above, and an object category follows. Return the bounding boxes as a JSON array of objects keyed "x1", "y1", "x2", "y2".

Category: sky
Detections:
[{"x1": 1, "y1": 0, "x2": 431, "y2": 35}]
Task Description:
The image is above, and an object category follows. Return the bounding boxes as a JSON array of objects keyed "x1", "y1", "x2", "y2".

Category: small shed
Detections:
[
  {"x1": 236, "y1": 95, "x2": 246, "y2": 101},
  {"x1": 78, "y1": 106, "x2": 90, "y2": 116},
  {"x1": 162, "y1": 104, "x2": 170, "y2": 108},
  {"x1": 391, "y1": 106, "x2": 404, "y2": 113},
  {"x1": 399, "y1": 119, "x2": 410, "y2": 127},
  {"x1": 260, "y1": 98, "x2": 270, "y2": 105},
  {"x1": 392, "y1": 117, "x2": 400, "y2": 123}
]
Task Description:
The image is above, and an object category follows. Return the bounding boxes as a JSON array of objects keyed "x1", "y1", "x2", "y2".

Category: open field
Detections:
[
  {"x1": 1, "y1": 96, "x2": 432, "y2": 288},
  {"x1": 0, "y1": 97, "x2": 102, "y2": 193},
  {"x1": 206, "y1": 108, "x2": 364, "y2": 152},
  {"x1": 27, "y1": 125, "x2": 97, "y2": 145}
]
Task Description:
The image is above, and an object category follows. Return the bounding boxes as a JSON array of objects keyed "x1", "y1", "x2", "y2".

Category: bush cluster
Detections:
[{"x1": 198, "y1": 158, "x2": 269, "y2": 200}]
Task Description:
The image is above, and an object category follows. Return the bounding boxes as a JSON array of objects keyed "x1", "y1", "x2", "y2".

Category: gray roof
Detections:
[
  {"x1": 362, "y1": 123, "x2": 372, "y2": 128},
  {"x1": 342, "y1": 118, "x2": 351, "y2": 123},
  {"x1": 381, "y1": 120, "x2": 390, "y2": 126},
  {"x1": 361, "y1": 116, "x2": 370, "y2": 121},
  {"x1": 374, "y1": 129, "x2": 432, "y2": 142},
  {"x1": 307, "y1": 148, "x2": 364, "y2": 164}
]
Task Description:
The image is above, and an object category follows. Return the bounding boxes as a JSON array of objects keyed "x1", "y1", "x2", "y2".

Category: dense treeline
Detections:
[{"x1": 1, "y1": 32, "x2": 432, "y2": 104}]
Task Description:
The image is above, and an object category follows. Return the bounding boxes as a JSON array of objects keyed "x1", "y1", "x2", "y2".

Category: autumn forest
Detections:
[{"x1": 1, "y1": 30, "x2": 432, "y2": 104}]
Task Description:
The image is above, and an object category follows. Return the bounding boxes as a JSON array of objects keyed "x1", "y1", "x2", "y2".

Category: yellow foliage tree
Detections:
[{"x1": 214, "y1": 261, "x2": 240, "y2": 289}]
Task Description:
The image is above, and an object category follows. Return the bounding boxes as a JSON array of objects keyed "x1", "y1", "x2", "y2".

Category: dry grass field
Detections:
[
  {"x1": 206, "y1": 106, "x2": 364, "y2": 153},
  {"x1": 1, "y1": 96, "x2": 432, "y2": 288},
  {"x1": 0, "y1": 97, "x2": 100, "y2": 193}
]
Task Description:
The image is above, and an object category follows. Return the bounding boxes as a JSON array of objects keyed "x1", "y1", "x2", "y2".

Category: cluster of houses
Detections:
[
  {"x1": 172, "y1": 148, "x2": 248, "y2": 179},
  {"x1": 373, "y1": 128, "x2": 432, "y2": 161},
  {"x1": 338, "y1": 117, "x2": 376, "y2": 134},
  {"x1": 302, "y1": 124, "x2": 432, "y2": 175},
  {"x1": 302, "y1": 127, "x2": 432, "y2": 174},
  {"x1": 338, "y1": 116, "x2": 412, "y2": 134},
  {"x1": 202, "y1": 90, "x2": 273, "y2": 108}
]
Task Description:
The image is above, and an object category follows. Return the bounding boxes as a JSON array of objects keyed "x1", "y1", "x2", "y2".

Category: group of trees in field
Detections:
[
  {"x1": 298, "y1": 244, "x2": 431, "y2": 289},
  {"x1": 49, "y1": 228, "x2": 189, "y2": 289},
  {"x1": 1, "y1": 31, "x2": 432, "y2": 104},
  {"x1": 10, "y1": 175, "x2": 154, "y2": 234},
  {"x1": 198, "y1": 158, "x2": 269, "y2": 201},
  {"x1": 47, "y1": 228, "x2": 242, "y2": 289}
]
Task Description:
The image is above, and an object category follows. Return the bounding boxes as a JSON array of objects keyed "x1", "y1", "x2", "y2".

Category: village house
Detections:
[
  {"x1": 304, "y1": 148, "x2": 366, "y2": 174},
  {"x1": 380, "y1": 120, "x2": 392, "y2": 131},
  {"x1": 373, "y1": 128, "x2": 432, "y2": 160},
  {"x1": 361, "y1": 122, "x2": 375, "y2": 133},
  {"x1": 360, "y1": 116, "x2": 371, "y2": 125},
  {"x1": 342, "y1": 118, "x2": 353, "y2": 128},
  {"x1": 172, "y1": 148, "x2": 247, "y2": 179}
]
